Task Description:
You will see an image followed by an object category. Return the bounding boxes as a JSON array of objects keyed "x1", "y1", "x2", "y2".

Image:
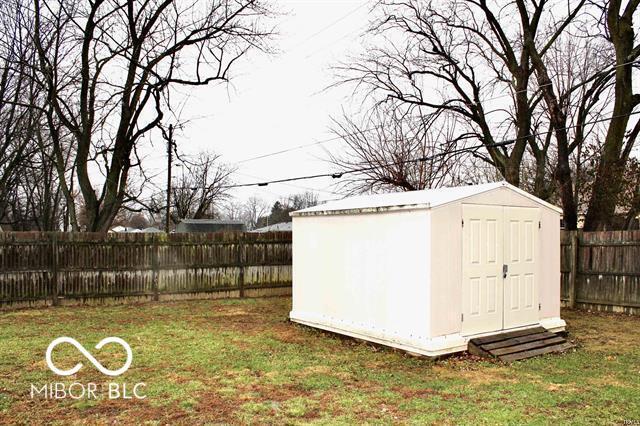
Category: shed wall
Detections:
[
  {"x1": 429, "y1": 187, "x2": 561, "y2": 337},
  {"x1": 291, "y1": 209, "x2": 432, "y2": 344}
]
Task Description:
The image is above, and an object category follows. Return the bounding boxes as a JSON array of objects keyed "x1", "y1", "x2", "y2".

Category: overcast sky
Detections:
[
  {"x1": 137, "y1": 0, "x2": 640, "y2": 211},
  {"x1": 143, "y1": 0, "x2": 372, "y2": 205}
]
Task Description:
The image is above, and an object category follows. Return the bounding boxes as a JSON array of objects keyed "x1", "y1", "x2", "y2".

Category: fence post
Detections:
[
  {"x1": 50, "y1": 233, "x2": 59, "y2": 306},
  {"x1": 152, "y1": 235, "x2": 159, "y2": 302},
  {"x1": 237, "y1": 236, "x2": 245, "y2": 298},
  {"x1": 568, "y1": 231, "x2": 578, "y2": 308}
]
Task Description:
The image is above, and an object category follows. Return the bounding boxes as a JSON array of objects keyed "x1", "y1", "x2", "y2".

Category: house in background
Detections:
[
  {"x1": 141, "y1": 226, "x2": 164, "y2": 233},
  {"x1": 109, "y1": 226, "x2": 140, "y2": 233},
  {"x1": 109, "y1": 226, "x2": 165, "y2": 233},
  {"x1": 175, "y1": 219, "x2": 245, "y2": 233},
  {"x1": 250, "y1": 222, "x2": 292, "y2": 233}
]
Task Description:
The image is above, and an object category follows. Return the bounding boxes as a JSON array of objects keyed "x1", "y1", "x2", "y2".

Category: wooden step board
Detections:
[{"x1": 468, "y1": 327, "x2": 574, "y2": 362}]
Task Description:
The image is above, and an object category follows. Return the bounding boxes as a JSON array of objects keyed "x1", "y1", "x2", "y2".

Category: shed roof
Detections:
[{"x1": 292, "y1": 181, "x2": 562, "y2": 216}]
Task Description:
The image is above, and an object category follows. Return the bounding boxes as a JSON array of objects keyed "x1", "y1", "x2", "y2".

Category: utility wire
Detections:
[
  {"x1": 235, "y1": 125, "x2": 381, "y2": 164},
  {"x1": 232, "y1": 59, "x2": 640, "y2": 165},
  {"x1": 290, "y1": 1, "x2": 370, "y2": 50},
  {"x1": 234, "y1": 171, "x2": 342, "y2": 195},
  {"x1": 201, "y1": 109, "x2": 639, "y2": 189}
]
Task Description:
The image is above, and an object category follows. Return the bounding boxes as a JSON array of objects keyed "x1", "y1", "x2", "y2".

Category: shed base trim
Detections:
[
  {"x1": 290, "y1": 312, "x2": 467, "y2": 357},
  {"x1": 290, "y1": 312, "x2": 567, "y2": 358},
  {"x1": 539, "y1": 317, "x2": 566, "y2": 333}
]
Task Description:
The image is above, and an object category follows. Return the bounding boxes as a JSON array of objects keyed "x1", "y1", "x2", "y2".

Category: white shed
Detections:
[{"x1": 290, "y1": 181, "x2": 566, "y2": 357}]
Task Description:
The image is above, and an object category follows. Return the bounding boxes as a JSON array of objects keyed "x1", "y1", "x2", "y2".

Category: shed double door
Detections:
[{"x1": 461, "y1": 204, "x2": 540, "y2": 336}]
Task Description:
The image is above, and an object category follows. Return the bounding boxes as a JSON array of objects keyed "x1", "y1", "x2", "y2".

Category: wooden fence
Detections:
[
  {"x1": 0, "y1": 231, "x2": 292, "y2": 309},
  {"x1": 561, "y1": 230, "x2": 640, "y2": 314},
  {"x1": 2, "y1": 230, "x2": 639, "y2": 314}
]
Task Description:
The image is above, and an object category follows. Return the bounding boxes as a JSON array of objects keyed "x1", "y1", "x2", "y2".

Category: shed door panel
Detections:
[
  {"x1": 462, "y1": 204, "x2": 540, "y2": 336},
  {"x1": 461, "y1": 205, "x2": 504, "y2": 335},
  {"x1": 503, "y1": 206, "x2": 540, "y2": 329}
]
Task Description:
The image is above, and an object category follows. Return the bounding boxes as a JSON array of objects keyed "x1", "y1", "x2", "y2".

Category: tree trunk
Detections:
[
  {"x1": 623, "y1": 183, "x2": 640, "y2": 230},
  {"x1": 516, "y1": 0, "x2": 579, "y2": 229},
  {"x1": 555, "y1": 145, "x2": 578, "y2": 230},
  {"x1": 583, "y1": 0, "x2": 638, "y2": 231},
  {"x1": 532, "y1": 150, "x2": 551, "y2": 200}
]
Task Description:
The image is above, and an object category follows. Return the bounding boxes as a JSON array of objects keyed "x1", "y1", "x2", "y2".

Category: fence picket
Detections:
[
  {"x1": 561, "y1": 230, "x2": 640, "y2": 314},
  {"x1": 2, "y1": 229, "x2": 637, "y2": 314},
  {"x1": 0, "y1": 231, "x2": 292, "y2": 309}
]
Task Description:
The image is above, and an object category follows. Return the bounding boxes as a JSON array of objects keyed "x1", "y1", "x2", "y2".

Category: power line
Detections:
[
  {"x1": 234, "y1": 125, "x2": 381, "y2": 164},
  {"x1": 234, "y1": 171, "x2": 342, "y2": 195},
  {"x1": 290, "y1": 1, "x2": 370, "y2": 51},
  {"x1": 226, "y1": 141, "x2": 507, "y2": 189},
  {"x1": 303, "y1": 20, "x2": 367, "y2": 60},
  {"x1": 217, "y1": 110, "x2": 640, "y2": 189},
  {"x1": 232, "y1": 60, "x2": 639, "y2": 165}
]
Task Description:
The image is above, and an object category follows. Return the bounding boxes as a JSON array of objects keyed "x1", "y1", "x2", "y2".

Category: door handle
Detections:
[{"x1": 503, "y1": 264, "x2": 508, "y2": 279}]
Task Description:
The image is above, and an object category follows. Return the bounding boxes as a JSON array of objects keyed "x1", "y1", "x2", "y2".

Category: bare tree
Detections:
[
  {"x1": 580, "y1": 0, "x2": 640, "y2": 230},
  {"x1": 510, "y1": 0, "x2": 640, "y2": 230},
  {"x1": 170, "y1": 151, "x2": 235, "y2": 222},
  {"x1": 29, "y1": 0, "x2": 274, "y2": 231},
  {"x1": 0, "y1": 0, "x2": 76, "y2": 230},
  {"x1": 221, "y1": 200, "x2": 243, "y2": 221},
  {"x1": 255, "y1": 192, "x2": 318, "y2": 228},
  {"x1": 334, "y1": 0, "x2": 576, "y2": 190},
  {"x1": 111, "y1": 210, "x2": 151, "y2": 230},
  {"x1": 9, "y1": 131, "x2": 68, "y2": 230},
  {"x1": 0, "y1": 0, "x2": 39, "y2": 227},
  {"x1": 622, "y1": 159, "x2": 640, "y2": 230},
  {"x1": 328, "y1": 108, "x2": 475, "y2": 194},
  {"x1": 242, "y1": 196, "x2": 269, "y2": 229},
  {"x1": 337, "y1": 0, "x2": 640, "y2": 230}
]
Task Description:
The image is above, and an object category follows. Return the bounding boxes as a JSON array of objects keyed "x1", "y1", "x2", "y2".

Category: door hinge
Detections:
[
  {"x1": 461, "y1": 219, "x2": 464, "y2": 227},
  {"x1": 539, "y1": 303, "x2": 541, "y2": 311},
  {"x1": 502, "y1": 264, "x2": 508, "y2": 279},
  {"x1": 461, "y1": 313, "x2": 464, "y2": 322},
  {"x1": 539, "y1": 221, "x2": 541, "y2": 229}
]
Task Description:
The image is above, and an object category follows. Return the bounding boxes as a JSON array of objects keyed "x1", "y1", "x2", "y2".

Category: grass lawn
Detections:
[{"x1": 0, "y1": 297, "x2": 639, "y2": 425}]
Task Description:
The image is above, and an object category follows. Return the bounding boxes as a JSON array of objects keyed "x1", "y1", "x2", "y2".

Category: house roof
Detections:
[
  {"x1": 142, "y1": 227, "x2": 164, "y2": 233},
  {"x1": 109, "y1": 226, "x2": 140, "y2": 233},
  {"x1": 250, "y1": 222, "x2": 292, "y2": 233},
  {"x1": 175, "y1": 219, "x2": 246, "y2": 233},
  {"x1": 178, "y1": 219, "x2": 245, "y2": 225},
  {"x1": 291, "y1": 181, "x2": 562, "y2": 216}
]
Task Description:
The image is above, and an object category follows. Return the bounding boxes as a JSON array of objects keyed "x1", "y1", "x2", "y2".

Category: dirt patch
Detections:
[
  {"x1": 248, "y1": 383, "x2": 310, "y2": 402},
  {"x1": 195, "y1": 389, "x2": 244, "y2": 424},
  {"x1": 270, "y1": 323, "x2": 311, "y2": 345},
  {"x1": 563, "y1": 309, "x2": 640, "y2": 353},
  {"x1": 433, "y1": 364, "x2": 516, "y2": 386},
  {"x1": 392, "y1": 387, "x2": 441, "y2": 399}
]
